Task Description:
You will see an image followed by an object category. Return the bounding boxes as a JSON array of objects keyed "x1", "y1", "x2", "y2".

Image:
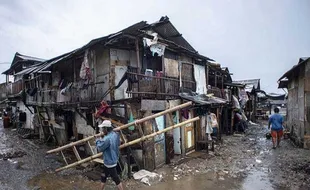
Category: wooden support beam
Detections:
[
  {"x1": 136, "y1": 39, "x2": 141, "y2": 72},
  {"x1": 55, "y1": 117, "x2": 200, "y2": 172},
  {"x1": 167, "y1": 113, "x2": 175, "y2": 126}
]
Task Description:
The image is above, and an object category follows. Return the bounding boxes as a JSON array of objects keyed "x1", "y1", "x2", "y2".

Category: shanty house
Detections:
[
  {"x1": 278, "y1": 57, "x2": 310, "y2": 148},
  {"x1": 2, "y1": 52, "x2": 45, "y2": 129},
  {"x1": 21, "y1": 16, "x2": 232, "y2": 171},
  {"x1": 233, "y1": 79, "x2": 261, "y2": 122}
]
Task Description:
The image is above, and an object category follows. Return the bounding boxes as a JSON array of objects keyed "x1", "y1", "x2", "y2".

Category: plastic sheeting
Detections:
[
  {"x1": 143, "y1": 33, "x2": 166, "y2": 57},
  {"x1": 194, "y1": 64, "x2": 207, "y2": 94},
  {"x1": 80, "y1": 50, "x2": 91, "y2": 80}
]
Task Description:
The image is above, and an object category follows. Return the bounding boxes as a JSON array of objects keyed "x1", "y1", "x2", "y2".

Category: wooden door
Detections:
[
  {"x1": 153, "y1": 115, "x2": 166, "y2": 167},
  {"x1": 184, "y1": 110, "x2": 195, "y2": 152}
]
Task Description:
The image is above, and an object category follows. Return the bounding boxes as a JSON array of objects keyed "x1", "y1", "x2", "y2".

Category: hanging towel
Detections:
[{"x1": 128, "y1": 112, "x2": 135, "y2": 131}]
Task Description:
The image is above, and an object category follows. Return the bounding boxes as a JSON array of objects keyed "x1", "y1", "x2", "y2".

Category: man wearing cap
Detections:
[{"x1": 96, "y1": 120, "x2": 123, "y2": 190}]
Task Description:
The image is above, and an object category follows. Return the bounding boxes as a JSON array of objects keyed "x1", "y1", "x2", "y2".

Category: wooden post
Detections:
[
  {"x1": 55, "y1": 117, "x2": 200, "y2": 172},
  {"x1": 206, "y1": 65, "x2": 209, "y2": 88},
  {"x1": 214, "y1": 72, "x2": 217, "y2": 88},
  {"x1": 179, "y1": 61, "x2": 182, "y2": 89},
  {"x1": 136, "y1": 39, "x2": 141, "y2": 72},
  {"x1": 254, "y1": 93, "x2": 257, "y2": 122}
]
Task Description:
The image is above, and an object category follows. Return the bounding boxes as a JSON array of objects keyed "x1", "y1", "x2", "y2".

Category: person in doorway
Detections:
[
  {"x1": 96, "y1": 120, "x2": 123, "y2": 190},
  {"x1": 206, "y1": 111, "x2": 218, "y2": 140},
  {"x1": 268, "y1": 107, "x2": 284, "y2": 149}
]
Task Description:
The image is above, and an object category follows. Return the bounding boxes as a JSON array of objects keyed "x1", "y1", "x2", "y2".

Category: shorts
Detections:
[
  {"x1": 271, "y1": 130, "x2": 283, "y2": 139},
  {"x1": 101, "y1": 166, "x2": 121, "y2": 185}
]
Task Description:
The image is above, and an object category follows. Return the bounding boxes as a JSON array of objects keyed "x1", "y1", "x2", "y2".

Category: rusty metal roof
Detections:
[
  {"x1": 279, "y1": 57, "x2": 310, "y2": 81},
  {"x1": 2, "y1": 52, "x2": 45, "y2": 75},
  {"x1": 179, "y1": 90, "x2": 227, "y2": 106},
  {"x1": 233, "y1": 79, "x2": 260, "y2": 90},
  {"x1": 33, "y1": 16, "x2": 213, "y2": 73}
]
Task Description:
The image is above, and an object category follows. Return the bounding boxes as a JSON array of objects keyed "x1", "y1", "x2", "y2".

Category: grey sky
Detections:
[{"x1": 0, "y1": 0, "x2": 309, "y2": 93}]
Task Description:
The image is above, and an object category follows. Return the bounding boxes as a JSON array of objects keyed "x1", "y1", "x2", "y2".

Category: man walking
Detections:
[
  {"x1": 268, "y1": 107, "x2": 284, "y2": 149},
  {"x1": 96, "y1": 120, "x2": 123, "y2": 190}
]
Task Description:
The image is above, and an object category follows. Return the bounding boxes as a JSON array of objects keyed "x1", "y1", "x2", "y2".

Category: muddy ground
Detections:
[{"x1": 1, "y1": 121, "x2": 310, "y2": 190}]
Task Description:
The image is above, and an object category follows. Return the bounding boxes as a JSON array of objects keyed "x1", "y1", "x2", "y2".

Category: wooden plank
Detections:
[
  {"x1": 100, "y1": 116, "x2": 124, "y2": 126},
  {"x1": 55, "y1": 117, "x2": 200, "y2": 172},
  {"x1": 87, "y1": 141, "x2": 95, "y2": 155},
  {"x1": 136, "y1": 123, "x2": 144, "y2": 137},
  {"x1": 73, "y1": 146, "x2": 81, "y2": 161},
  {"x1": 141, "y1": 99, "x2": 166, "y2": 111},
  {"x1": 60, "y1": 151, "x2": 68, "y2": 165},
  {"x1": 167, "y1": 113, "x2": 174, "y2": 126}
]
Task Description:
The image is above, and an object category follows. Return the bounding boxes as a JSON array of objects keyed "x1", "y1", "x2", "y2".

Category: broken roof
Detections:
[
  {"x1": 279, "y1": 57, "x2": 310, "y2": 81},
  {"x1": 278, "y1": 79, "x2": 288, "y2": 89},
  {"x1": 33, "y1": 16, "x2": 213, "y2": 73},
  {"x1": 233, "y1": 79, "x2": 260, "y2": 92},
  {"x1": 145, "y1": 16, "x2": 196, "y2": 53},
  {"x1": 179, "y1": 90, "x2": 227, "y2": 106}
]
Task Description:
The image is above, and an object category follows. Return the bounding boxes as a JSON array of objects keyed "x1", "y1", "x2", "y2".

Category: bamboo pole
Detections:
[
  {"x1": 47, "y1": 101, "x2": 193, "y2": 154},
  {"x1": 55, "y1": 117, "x2": 199, "y2": 172},
  {"x1": 114, "y1": 101, "x2": 192, "y2": 131},
  {"x1": 47, "y1": 134, "x2": 102, "y2": 154}
]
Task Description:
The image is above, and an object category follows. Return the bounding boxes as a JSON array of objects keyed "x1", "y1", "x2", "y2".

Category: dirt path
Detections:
[{"x1": 1, "y1": 122, "x2": 310, "y2": 190}]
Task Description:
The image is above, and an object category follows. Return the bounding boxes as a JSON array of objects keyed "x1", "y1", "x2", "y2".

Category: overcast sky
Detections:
[{"x1": 0, "y1": 0, "x2": 309, "y2": 93}]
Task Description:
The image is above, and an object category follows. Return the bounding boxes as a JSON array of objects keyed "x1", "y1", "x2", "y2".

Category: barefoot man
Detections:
[
  {"x1": 96, "y1": 120, "x2": 124, "y2": 190},
  {"x1": 268, "y1": 107, "x2": 284, "y2": 149}
]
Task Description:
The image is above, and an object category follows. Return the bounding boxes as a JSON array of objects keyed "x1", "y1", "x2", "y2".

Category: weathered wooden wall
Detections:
[{"x1": 287, "y1": 63, "x2": 306, "y2": 147}]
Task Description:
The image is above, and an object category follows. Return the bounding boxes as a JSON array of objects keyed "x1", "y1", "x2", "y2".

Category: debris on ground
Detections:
[
  {"x1": 1, "y1": 121, "x2": 310, "y2": 189},
  {"x1": 133, "y1": 169, "x2": 162, "y2": 186}
]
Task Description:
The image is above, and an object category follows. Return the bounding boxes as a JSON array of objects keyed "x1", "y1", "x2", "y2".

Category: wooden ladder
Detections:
[
  {"x1": 36, "y1": 106, "x2": 57, "y2": 144},
  {"x1": 46, "y1": 101, "x2": 198, "y2": 172}
]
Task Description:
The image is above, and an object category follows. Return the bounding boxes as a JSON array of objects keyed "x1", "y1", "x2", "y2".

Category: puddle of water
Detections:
[
  {"x1": 138, "y1": 172, "x2": 242, "y2": 190},
  {"x1": 28, "y1": 173, "x2": 101, "y2": 190},
  {"x1": 242, "y1": 170, "x2": 273, "y2": 190}
]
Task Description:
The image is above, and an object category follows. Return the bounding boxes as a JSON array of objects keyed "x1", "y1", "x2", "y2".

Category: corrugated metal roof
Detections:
[
  {"x1": 179, "y1": 91, "x2": 227, "y2": 106},
  {"x1": 279, "y1": 57, "x2": 310, "y2": 81},
  {"x1": 16, "y1": 53, "x2": 45, "y2": 62},
  {"x1": 233, "y1": 79, "x2": 260, "y2": 90},
  {"x1": 149, "y1": 19, "x2": 196, "y2": 53},
  {"x1": 3, "y1": 52, "x2": 45, "y2": 75},
  {"x1": 31, "y1": 16, "x2": 213, "y2": 73},
  {"x1": 14, "y1": 66, "x2": 38, "y2": 76}
]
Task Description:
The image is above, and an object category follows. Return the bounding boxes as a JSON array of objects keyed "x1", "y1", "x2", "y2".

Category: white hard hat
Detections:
[{"x1": 98, "y1": 120, "x2": 112, "y2": 128}]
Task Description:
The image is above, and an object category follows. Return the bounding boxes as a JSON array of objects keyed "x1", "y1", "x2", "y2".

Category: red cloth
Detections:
[
  {"x1": 271, "y1": 130, "x2": 283, "y2": 140},
  {"x1": 95, "y1": 101, "x2": 109, "y2": 118}
]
